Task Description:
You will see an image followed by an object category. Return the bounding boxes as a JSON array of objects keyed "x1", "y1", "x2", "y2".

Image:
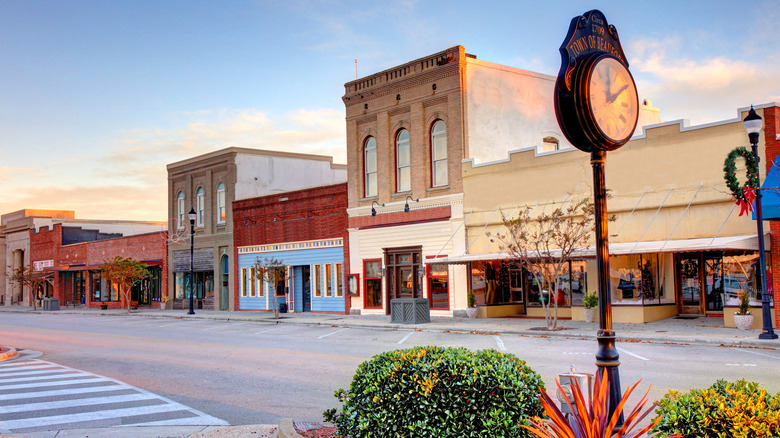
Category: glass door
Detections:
[
  {"x1": 678, "y1": 255, "x2": 704, "y2": 315},
  {"x1": 704, "y1": 256, "x2": 724, "y2": 312}
]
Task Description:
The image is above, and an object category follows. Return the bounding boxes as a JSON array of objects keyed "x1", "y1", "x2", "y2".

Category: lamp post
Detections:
[
  {"x1": 744, "y1": 106, "x2": 778, "y2": 340},
  {"x1": 188, "y1": 208, "x2": 197, "y2": 315}
]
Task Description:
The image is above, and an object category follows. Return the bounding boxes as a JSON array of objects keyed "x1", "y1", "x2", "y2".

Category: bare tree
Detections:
[
  {"x1": 490, "y1": 198, "x2": 596, "y2": 330},
  {"x1": 253, "y1": 256, "x2": 290, "y2": 319},
  {"x1": 7, "y1": 266, "x2": 54, "y2": 310},
  {"x1": 99, "y1": 256, "x2": 148, "y2": 312}
]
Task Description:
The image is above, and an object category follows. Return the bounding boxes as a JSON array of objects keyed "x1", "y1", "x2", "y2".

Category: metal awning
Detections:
[
  {"x1": 753, "y1": 159, "x2": 780, "y2": 220},
  {"x1": 424, "y1": 234, "x2": 768, "y2": 264}
]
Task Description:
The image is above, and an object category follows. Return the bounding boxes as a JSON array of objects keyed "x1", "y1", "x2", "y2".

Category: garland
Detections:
[{"x1": 723, "y1": 147, "x2": 759, "y2": 216}]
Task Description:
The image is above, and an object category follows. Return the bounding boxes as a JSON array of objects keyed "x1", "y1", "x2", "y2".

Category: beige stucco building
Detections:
[
  {"x1": 437, "y1": 104, "x2": 777, "y2": 328},
  {"x1": 166, "y1": 147, "x2": 346, "y2": 311}
]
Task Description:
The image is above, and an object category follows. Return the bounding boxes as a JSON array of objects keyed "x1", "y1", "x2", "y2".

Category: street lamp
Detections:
[
  {"x1": 188, "y1": 208, "x2": 197, "y2": 315},
  {"x1": 744, "y1": 106, "x2": 778, "y2": 340}
]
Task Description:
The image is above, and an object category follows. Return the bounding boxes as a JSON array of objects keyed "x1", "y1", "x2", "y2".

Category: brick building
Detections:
[
  {"x1": 233, "y1": 183, "x2": 348, "y2": 313},
  {"x1": 29, "y1": 223, "x2": 168, "y2": 309},
  {"x1": 167, "y1": 148, "x2": 346, "y2": 311}
]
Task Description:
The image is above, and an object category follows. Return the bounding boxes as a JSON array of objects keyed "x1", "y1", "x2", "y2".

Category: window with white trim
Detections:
[
  {"x1": 336, "y1": 263, "x2": 343, "y2": 297},
  {"x1": 240, "y1": 268, "x2": 247, "y2": 297},
  {"x1": 325, "y1": 264, "x2": 333, "y2": 297},
  {"x1": 217, "y1": 183, "x2": 226, "y2": 224},
  {"x1": 196, "y1": 187, "x2": 205, "y2": 227},
  {"x1": 396, "y1": 129, "x2": 410, "y2": 192},
  {"x1": 364, "y1": 137, "x2": 377, "y2": 197},
  {"x1": 431, "y1": 120, "x2": 448, "y2": 187},
  {"x1": 177, "y1": 191, "x2": 185, "y2": 229},
  {"x1": 314, "y1": 264, "x2": 322, "y2": 297}
]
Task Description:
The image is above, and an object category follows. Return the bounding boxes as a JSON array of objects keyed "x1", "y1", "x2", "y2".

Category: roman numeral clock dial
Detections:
[{"x1": 586, "y1": 55, "x2": 638, "y2": 145}]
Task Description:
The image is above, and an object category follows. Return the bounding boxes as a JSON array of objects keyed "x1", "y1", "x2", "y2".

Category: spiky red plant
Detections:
[{"x1": 521, "y1": 370, "x2": 674, "y2": 438}]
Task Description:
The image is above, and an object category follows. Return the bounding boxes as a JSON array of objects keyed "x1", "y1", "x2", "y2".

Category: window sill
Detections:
[
  {"x1": 426, "y1": 185, "x2": 450, "y2": 192},
  {"x1": 359, "y1": 196, "x2": 379, "y2": 203},
  {"x1": 391, "y1": 191, "x2": 413, "y2": 198}
]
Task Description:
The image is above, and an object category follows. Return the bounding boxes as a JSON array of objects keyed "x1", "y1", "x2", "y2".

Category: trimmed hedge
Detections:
[
  {"x1": 323, "y1": 346, "x2": 544, "y2": 438},
  {"x1": 652, "y1": 379, "x2": 780, "y2": 437}
]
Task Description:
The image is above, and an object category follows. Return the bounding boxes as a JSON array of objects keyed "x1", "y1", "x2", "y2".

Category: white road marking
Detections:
[
  {"x1": 493, "y1": 336, "x2": 506, "y2": 351},
  {"x1": 617, "y1": 347, "x2": 649, "y2": 361},
  {"x1": 726, "y1": 363, "x2": 756, "y2": 366},
  {"x1": 398, "y1": 332, "x2": 415, "y2": 344},
  {"x1": 318, "y1": 328, "x2": 348, "y2": 339},
  {"x1": 737, "y1": 348, "x2": 780, "y2": 360},
  {"x1": 157, "y1": 320, "x2": 208, "y2": 328},
  {"x1": 0, "y1": 393, "x2": 159, "y2": 414},
  {"x1": 254, "y1": 328, "x2": 278, "y2": 334}
]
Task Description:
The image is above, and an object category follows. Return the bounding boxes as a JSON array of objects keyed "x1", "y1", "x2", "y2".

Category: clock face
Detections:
[{"x1": 587, "y1": 56, "x2": 638, "y2": 145}]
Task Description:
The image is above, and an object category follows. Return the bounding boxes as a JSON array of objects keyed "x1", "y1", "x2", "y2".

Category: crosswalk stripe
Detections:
[
  {"x1": 0, "y1": 371, "x2": 87, "y2": 383},
  {"x1": 0, "y1": 403, "x2": 191, "y2": 430},
  {"x1": 0, "y1": 393, "x2": 160, "y2": 414},
  {"x1": 0, "y1": 377, "x2": 111, "y2": 390},
  {"x1": 0, "y1": 384, "x2": 130, "y2": 401},
  {"x1": 0, "y1": 369, "x2": 66, "y2": 378}
]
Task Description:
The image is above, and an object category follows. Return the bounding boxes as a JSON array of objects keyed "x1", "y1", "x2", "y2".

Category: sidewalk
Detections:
[{"x1": 1, "y1": 304, "x2": 778, "y2": 349}]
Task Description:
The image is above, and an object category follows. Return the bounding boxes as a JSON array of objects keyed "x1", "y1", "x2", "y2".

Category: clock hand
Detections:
[{"x1": 607, "y1": 84, "x2": 629, "y2": 103}]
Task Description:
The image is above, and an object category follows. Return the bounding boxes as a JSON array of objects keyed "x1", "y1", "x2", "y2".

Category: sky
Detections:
[{"x1": 2, "y1": 0, "x2": 779, "y2": 222}]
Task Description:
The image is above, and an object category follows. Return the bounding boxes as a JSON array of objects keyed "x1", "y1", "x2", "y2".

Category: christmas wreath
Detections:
[{"x1": 724, "y1": 147, "x2": 759, "y2": 216}]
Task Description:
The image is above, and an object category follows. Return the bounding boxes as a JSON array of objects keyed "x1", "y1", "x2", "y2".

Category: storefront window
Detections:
[
  {"x1": 364, "y1": 259, "x2": 382, "y2": 309},
  {"x1": 721, "y1": 253, "x2": 771, "y2": 307},
  {"x1": 427, "y1": 261, "x2": 449, "y2": 309},
  {"x1": 525, "y1": 263, "x2": 571, "y2": 307},
  {"x1": 609, "y1": 253, "x2": 670, "y2": 305}
]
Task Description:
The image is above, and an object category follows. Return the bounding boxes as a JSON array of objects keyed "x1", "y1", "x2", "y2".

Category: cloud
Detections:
[{"x1": 629, "y1": 37, "x2": 780, "y2": 124}]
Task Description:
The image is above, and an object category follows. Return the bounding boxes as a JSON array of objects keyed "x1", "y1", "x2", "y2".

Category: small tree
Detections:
[
  {"x1": 253, "y1": 256, "x2": 290, "y2": 319},
  {"x1": 490, "y1": 198, "x2": 596, "y2": 330},
  {"x1": 7, "y1": 266, "x2": 54, "y2": 310},
  {"x1": 99, "y1": 256, "x2": 148, "y2": 312}
]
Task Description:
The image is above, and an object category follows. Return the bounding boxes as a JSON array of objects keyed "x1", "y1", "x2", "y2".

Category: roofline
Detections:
[{"x1": 166, "y1": 147, "x2": 345, "y2": 170}]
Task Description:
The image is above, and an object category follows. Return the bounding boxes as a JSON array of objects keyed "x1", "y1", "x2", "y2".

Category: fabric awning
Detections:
[
  {"x1": 424, "y1": 234, "x2": 768, "y2": 264},
  {"x1": 753, "y1": 159, "x2": 780, "y2": 220}
]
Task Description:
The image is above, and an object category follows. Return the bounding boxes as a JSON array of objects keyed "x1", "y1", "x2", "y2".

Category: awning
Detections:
[
  {"x1": 424, "y1": 234, "x2": 768, "y2": 265},
  {"x1": 753, "y1": 159, "x2": 780, "y2": 220}
]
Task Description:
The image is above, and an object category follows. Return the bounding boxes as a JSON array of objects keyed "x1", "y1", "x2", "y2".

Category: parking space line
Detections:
[
  {"x1": 398, "y1": 332, "x2": 414, "y2": 344},
  {"x1": 254, "y1": 328, "x2": 278, "y2": 335},
  {"x1": 617, "y1": 347, "x2": 649, "y2": 361},
  {"x1": 493, "y1": 336, "x2": 506, "y2": 351},
  {"x1": 318, "y1": 328, "x2": 348, "y2": 339},
  {"x1": 737, "y1": 348, "x2": 780, "y2": 360}
]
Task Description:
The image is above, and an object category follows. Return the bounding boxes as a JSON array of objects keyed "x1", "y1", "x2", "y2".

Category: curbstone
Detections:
[{"x1": 0, "y1": 347, "x2": 18, "y2": 362}]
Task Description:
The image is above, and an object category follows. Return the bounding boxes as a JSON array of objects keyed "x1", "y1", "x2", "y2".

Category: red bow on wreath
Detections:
[{"x1": 737, "y1": 186, "x2": 757, "y2": 216}]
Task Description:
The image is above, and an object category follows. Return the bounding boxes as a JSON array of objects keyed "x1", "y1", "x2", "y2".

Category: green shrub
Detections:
[
  {"x1": 323, "y1": 346, "x2": 545, "y2": 438},
  {"x1": 652, "y1": 379, "x2": 780, "y2": 437}
]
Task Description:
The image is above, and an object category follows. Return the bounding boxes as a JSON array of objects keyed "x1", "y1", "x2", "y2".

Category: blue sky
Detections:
[{"x1": 2, "y1": 0, "x2": 779, "y2": 221}]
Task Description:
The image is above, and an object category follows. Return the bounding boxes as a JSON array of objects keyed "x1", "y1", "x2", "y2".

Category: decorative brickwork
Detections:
[{"x1": 763, "y1": 105, "x2": 780, "y2": 328}]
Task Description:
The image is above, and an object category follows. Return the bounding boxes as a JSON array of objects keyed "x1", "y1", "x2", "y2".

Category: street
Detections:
[{"x1": 1, "y1": 312, "x2": 779, "y2": 434}]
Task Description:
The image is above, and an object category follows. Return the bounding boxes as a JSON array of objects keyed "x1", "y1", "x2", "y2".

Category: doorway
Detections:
[
  {"x1": 384, "y1": 247, "x2": 422, "y2": 315},
  {"x1": 677, "y1": 255, "x2": 704, "y2": 315},
  {"x1": 220, "y1": 255, "x2": 229, "y2": 310},
  {"x1": 302, "y1": 266, "x2": 311, "y2": 312}
]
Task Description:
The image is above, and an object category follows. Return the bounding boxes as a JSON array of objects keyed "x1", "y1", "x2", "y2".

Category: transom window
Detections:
[
  {"x1": 177, "y1": 191, "x2": 185, "y2": 229},
  {"x1": 196, "y1": 187, "x2": 205, "y2": 227},
  {"x1": 216, "y1": 183, "x2": 226, "y2": 224},
  {"x1": 431, "y1": 121, "x2": 448, "y2": 187},
  {"x1": 364, "y1": 137, "x2": 377, "y2": 197},
  {"x1": 396, "y1": 129, "x2": 410, "y2": 192}
]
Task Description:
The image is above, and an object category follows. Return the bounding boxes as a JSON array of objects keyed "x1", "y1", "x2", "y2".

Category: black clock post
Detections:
[{"x1": 554, "y1": 10, "x2": 639, "y2": 426}]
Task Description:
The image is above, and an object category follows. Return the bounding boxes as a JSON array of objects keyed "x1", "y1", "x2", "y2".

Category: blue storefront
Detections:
[{"x1": 237, "y1": 238, "x2": 345, "y2": 313}]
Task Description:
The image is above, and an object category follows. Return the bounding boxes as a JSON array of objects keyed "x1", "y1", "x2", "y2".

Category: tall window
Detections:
[
  {"x1": 364, "y1": 259, "x2": 382, "y2": 309},
  {"x1": 177, "y1": 191, "x2": 185, "y2": 229},
  {"x1": 396, "y1": 129, "x2": 410, "y2": 192},
  {"x1": 427, "y1": 261, "x2": 449, "y2": 309},
  {"x1": 325, "y1": 264, "x2": 333, "y2": 297},
  {"x1": 216, "y1": 183, "x2": 226, "y2": 224},
  {"x1": 249, "y1": 267, "x2": 256, "y2": 297},
  {"x1": 196, "y1": 187, "x2": 205, "y2": 227},
  {"x1": 364, "y1": 137, "x2": 377, "y2": 197},
  {"x1": 314, "y1": 264, "x2": 322, "y2": 297},
  {"x1": 431, "y1": 121, "x2": 448, "y2": 187},
  {"x1": 336, "y1": 263, "x2": 343, "y2": 297},
  {"x1": 240, "y1": 268, "x2": 247, "y2": 297}
]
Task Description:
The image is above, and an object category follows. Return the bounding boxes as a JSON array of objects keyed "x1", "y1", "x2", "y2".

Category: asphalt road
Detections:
[{"x1": 2, "y1": 312, "x2": 779, "y2": 432}]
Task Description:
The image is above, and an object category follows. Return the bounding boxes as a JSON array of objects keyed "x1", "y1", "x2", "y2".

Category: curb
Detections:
[
  {"x1": 278, "y1": 418, "x2": 305, "y2": 438},
  {"x1": 0, "y1": 347, "x2": 18, "y2": 362}
]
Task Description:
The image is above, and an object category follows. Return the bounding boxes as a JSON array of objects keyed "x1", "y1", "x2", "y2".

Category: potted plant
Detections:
[
  {"x1": 160, "y1": 294, "x2": 169, "y2": 310},
  {"x1": 581, "y1": 291, "x2": 598, "y2": 323},
  {"x1": 100, "y1": 302, "x2": 108, "y2": 310},
  {"x1": 734, "y1": 291, "x2": 753, "y2": 330},
  {"x1": 466, "y1": 291, "x2": 479, "y2": 319}
]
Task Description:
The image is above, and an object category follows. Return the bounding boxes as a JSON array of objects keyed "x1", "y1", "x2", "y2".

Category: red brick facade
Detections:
[
  {"x1": 29, "y1": 224, "x2": 168, "y2": 309},
  {"x1": 763, "y1": 105, "x2": 780, "y2": 328},
  {"x1": 232, "y1": 183, "x2": 349, "y2": 313}
]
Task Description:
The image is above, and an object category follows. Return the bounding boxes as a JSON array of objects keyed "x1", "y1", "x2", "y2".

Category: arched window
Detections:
[
  {"x1": 543, "y1": 136, "x2": 560, "y2": 152},
  {"x1": 364, "y1": 137, "x2": 377, "y2": 197},
  {"x1": 196, "y1": 187, "x2": 205, "y2": 227},
  {"x1": 177, "y1": 191, "x2": 185, "y2": 229},
  {"x1": 216, "y1": 183, "x2": 226, "y2": 224},
  {"x1": 396, "y1": 129, "x2": 410, "y2": 192},
  {"x1": 431, "y1": 120, "x2": 447, "y2": 187}
]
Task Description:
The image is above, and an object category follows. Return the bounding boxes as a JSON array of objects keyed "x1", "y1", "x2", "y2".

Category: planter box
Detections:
[{"x1": 390, "y1": 298, "x2": 430, "y2": 324}]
